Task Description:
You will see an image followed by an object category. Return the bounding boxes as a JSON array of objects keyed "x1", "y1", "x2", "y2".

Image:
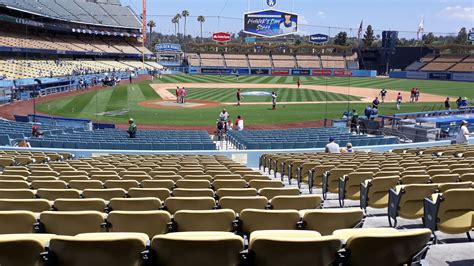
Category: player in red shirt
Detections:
[{"x1": 297, "y1": 78, "x2": 301, "y2": 88}]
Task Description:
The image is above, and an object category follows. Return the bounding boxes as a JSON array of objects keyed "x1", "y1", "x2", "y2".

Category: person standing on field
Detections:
[
  {"x1": 379, "y1": 88, "x2": 387, "y2": 103},
  {"x1": 444, "y1": 97, "x2": 451, "y2": 110},
  {"x1": 297, "y1": 78, "x2": 301, "y2": 88},
  {"x1": 396, "y1": 92, "x2": 403, "y2": 110},
  {"x1": 271, "y1": 91, "x2": 277, "y2": 110},
  {"x1": 236, "y1": 89, "x2": 242, "y2": 106}
]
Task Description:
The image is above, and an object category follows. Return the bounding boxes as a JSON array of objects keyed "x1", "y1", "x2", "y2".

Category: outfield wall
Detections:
[
  {"x1": 2, "y1": 139, "x2": 471, "y2": 167},
  {"x1": 189, "y1": 67, "x2": 376, "y2": 78},
  {"x1": 390, "y1": 71, "x2": 474, "y2": 82}
]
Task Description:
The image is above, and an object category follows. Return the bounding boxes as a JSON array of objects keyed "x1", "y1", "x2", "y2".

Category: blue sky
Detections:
[{"x1": 122, "y1": 0, "x2": 473, "y2": 38}]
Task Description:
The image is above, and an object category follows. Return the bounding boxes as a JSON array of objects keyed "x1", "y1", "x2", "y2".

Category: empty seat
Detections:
[
  {"x1": 152, "y1": 174, "x2": 182, "y2": 182},
  {"x1": 258, "y1": 188, "x2": 300, "y2": 199},
  {"x1": 128, "y1": 188, "x2": 171, "y2": 200},
  {"x1": 0, "y1": 210, "x2": 37, "y2": 233},
  {"x1": 164, "y1": 197, "x2": 216, "y2": 214},
  {"x1": 430, "y1": 174, "x2": 460, "y2": 184},
  {"x1": 0, "y1": 188, "x2": 36, "y2": 199},
  {"x1": 244, "y1": 175, "x2": 270, "y2": 182},
  {"x1": 150, "y1": 232, "x2": 244, "y2": 266},
  {"x1": 388, "y1": 184, "x2": 438, "y2": 227},
  {"x1": 219, "y1": 196, "x2": 268, "y2": 213},
  {"x1": 83, "y1": 189, "x2": 127, "y2": 200},
  {"x1": 104, "y1": 180, "x2": 140, "y2": 190},
  {"x1": 107, "y1": 211, "x2": 172, "y2": 238},
  {"x1": 47, "y1": 233, "x2": 148, "y2": 266},
  {"x1": 68, "y1": 180, "x2": 104, "y2": 190},
  {"x1": 141, "y1": 179, "x2": 175, "y2": 190},
  {"x1": 360, "y1": 176, "x2": 399, "y2": 211},
  {"x1": 300, "y1": 208, "x2": 364, "y2": 235},
  {"x1": 59, "y1": 175, "x2": 90, "y2": 183},
  {"x1": 249, "y1": 230, "x2": 342, "y2": 266},
  {"x1": 437, "y1": 182, "x2": 472, "y2": 192},
  {"x1": 338, "y1": 172, "x2": 373, "y2": 207},
  {"x1": 216, "y1": 188, "x2": 258, "y2": 198},
  {"x1": 239, "y1": 209, "x2": 300, "y2": 234},
  {"x1": 37, "y1": 211, "x2": 105, "y2": 235},
  {"x1": 184, "y1": 175, "x2": 213, "y2": 182},
  {"x1": 213, "y1": 174, "x2": 242, "y2": 180},
  {"x1": 30, "y1": 180, "x2": 68, "y2": 189},
  {"x1": 213, "y1": 179, "x2": 247, "y2": 190},
  {"x1": 0, "y1": 234, "x2": 55, "y2": 266},
  {"x1": 249, "y1": 180, "x2": 284, "y2": 190},
  {"x1": 270, "y1": 195, "x2": 322, "y2": 210},
  {"x1": 0, "y1": 199, "x2": 51, "y2": 212},
  {"x1": 424, "y1": 189, "x2": 474, "y2": 241},
  {"x1": 0, "y1": 180, "x2": 30, "y2": 189},
  {"x1": 54, "y1": 198, "x2": 107, "y2": 212},
  {"x1": 109, "y1": 197, "x2": 162, "y2": 211},
  {"x1": 172, "y1": 188, "x2": 214, "y2": 198},
  {"x1": 172, "y1": 209, "x2": 236, "y2": 232},
  {"x1": 37, "y1": 189, "x2": 81, "y2": 200},
  {"x1": 333, "y1": 228, "x2": 431, "y2": 266},
  {"x1": 175, "y1": 179, "x2": 211, "y2": 189}
]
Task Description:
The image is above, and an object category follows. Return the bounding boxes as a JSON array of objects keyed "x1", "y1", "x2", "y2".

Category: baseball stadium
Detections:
[{"x1": 0, "y1": 0, "x2": 472, "y2": 265}]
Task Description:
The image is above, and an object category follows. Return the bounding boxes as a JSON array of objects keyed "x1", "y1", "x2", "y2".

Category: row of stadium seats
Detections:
[
  {"x1": 228, "y1": 127, "x2": 398, "y2": 149},
  {"x1": 0, "y1": 228, "x2": 432, "y2": 266},
  {"x1": 0, "y1": 120, "x2": 214, "y2": 150},
  {"x1": 408, "y1": 54, "x2": 474, "y2": 72},
  {"x1": 187, "y1": 53, "x2": 358, "y2": 69},
  {"x1": 0, "y1": 58, "x2": 161, "y2": 79},
  {"x1": 0, "y1": 0, "x2": 140, "y2": 28}
]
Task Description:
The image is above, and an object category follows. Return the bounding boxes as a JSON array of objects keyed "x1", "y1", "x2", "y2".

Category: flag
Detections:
[
  {"x1": 417, "y1": 16, "x2": 424, "y2": 40},
  {"x1": 357, "y1": 20, "x2": 363, "y2": 39}
]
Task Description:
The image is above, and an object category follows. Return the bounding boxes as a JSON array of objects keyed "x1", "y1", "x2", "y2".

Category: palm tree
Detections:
[
  {"x1": 171, "y1": 17, "x2": 178, "y2": 36},
  {"x1": 147, "y1": 20, "x2": 156, "y2": 46},
  {"x1": 174, "y1": 13, "x2": 182, "y2": 37},
  {"x1": 197, "y1": 15, "x2": 205, "y2": 42},
  {"x1": 181, "y1": 10, "x2": 190, "y2": 40}
]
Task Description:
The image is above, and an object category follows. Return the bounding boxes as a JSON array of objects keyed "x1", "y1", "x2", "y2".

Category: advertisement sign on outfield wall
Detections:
[
  {"x1": 200, "y1": 68, "x2": 249, "y2": 75},
  {"x1": 292, "y1": 69, "x2": 311, "y2": 75},
  {"x1": 429, "y1": 72, "x2": 452, "y2": 80},
  {"x1": 312, "y1": 70, "x2": 332, "y2": 76},
  {"x1": 452, "y1": 73, "x2": 474, "y2": 82},
  {"x1": 406, "y1": 71, "x2": 428, "y2": 80},
  {"x1": 251, "y1": 69, "x2": 270, "y2": 75},
  {"x1": 334, "y1": 70, "x2": 352, "y2": 76},
  {"x1": 244, "y1": 9, "x2": 298, "y2": 38},
  {"x1": 271, "y1": 70, "x2": 290, "y2": 75}
]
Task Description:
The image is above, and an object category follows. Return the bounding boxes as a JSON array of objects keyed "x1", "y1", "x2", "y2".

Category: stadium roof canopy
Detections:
[{"x1": 0, "y1": 0, "x2": 141, "y2": 29}]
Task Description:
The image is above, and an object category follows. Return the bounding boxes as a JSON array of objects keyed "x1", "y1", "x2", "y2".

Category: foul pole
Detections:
[{"x1": 142, "y1": 0, "x2": 147, "y2": 69}]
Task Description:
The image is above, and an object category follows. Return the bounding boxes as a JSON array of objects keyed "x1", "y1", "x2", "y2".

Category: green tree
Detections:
[
  {"x1": 334, "y1": 31, "x2": 348, "y2": 46},
  {"x1": 181, "y1": 10, "x2": 190, "y2": 40},
  {"x1": 197, "y1": 15, "x2": 205, "y2": 41},
  {"x1": 455, "y1": 27, "x2": 468, "y2": 44},
  {"x1": 363, "y1": 25, "x2": 375, "y2": 48},
  {"x1": 147, "y1": 20, "x2": 156, "y2": 45},
  {"x1": 423, "y1": 32, "x2": 435, "y2": 44},
  {"x1": 171, "y1": 17, "x2": 178, "y2": 36}
]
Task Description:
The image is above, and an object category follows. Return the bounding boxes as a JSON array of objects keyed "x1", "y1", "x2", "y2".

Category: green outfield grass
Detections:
[
  {"x1": 171, "y1": 87, "x2": 361, "y2": 102},
  {"x1": 35, "y1": 75, "x2": 472, "y2": 126}
]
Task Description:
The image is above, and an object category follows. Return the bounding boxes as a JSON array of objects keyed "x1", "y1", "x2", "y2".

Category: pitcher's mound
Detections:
[{"x1": 138, "y1": 100, "x2": 220, "y2": 109}]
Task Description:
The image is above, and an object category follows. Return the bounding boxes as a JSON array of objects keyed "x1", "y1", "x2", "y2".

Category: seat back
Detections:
[
  {"x1": 164, "y1": 197, "x2": 216, "y2": 214},
  {"x1": 49, "y1": 233, "x2": 147, "y2": 266},
  {"x1": 399, "y1": 175, "x2": 430, "y2": 184},
  {"x1": 365, "y1": 177, "x2": 399, "y2": 208},
  {"x1": 216, "y1": 188, "x2": 258, "y2": 198},
  {"x1": 172, "y1": 188, "x2": 214, "y2": 198},
  {"x1": 128, "y1": 188, "x2": 171, "y2": 200},
  {"x1": 0, "y1": 234, "x2": 54, "y2": 266},
  {"x1": 0, "y1": 211, "x2": 36, "y2": 233},
  {"x1": 109, "y1": 198, "x2": 162, "y2": 211},
  {"x1": 173, "y1": 209, "x2": 236, "y2": 232},
  {"x1": 37, "y1": 189, "x2": 81, "y2": 200},
  {"x1": 258, "y1": 188, "x2": 300, "y2": 199},
  {"x1": 39, "y1": 211, "x2": 105, "y2": 235},
  {"x1": 345, "y1": 229, "x2": 431, "y2": 266},
  {"x1": 0, "y1": 199, "x2": 51, "y2": 212},
  {"x1": 219, "y1": 196, "x2": 268, "y2": 213},
  {"x1": 175, "y1": 179, "x2": 211, "y2": 189},
  {"x1": 54, "y1": 199, "x2": 107, "y2": 212},
  {"x1": 249, "y1": 231, "x2": 341, "y2": 266},
  {"x1": 327, "y1": 168, "x2": 353, "y2": 193},
  {"x1": 344, "y1": 172, "x2": 373, "y2": 200},
  {"x1": 301, "y1": 208, "x2": 364, "y2": 235},
  {"x1": 436, "y1": 189, "x2": 474, "y2": 233},
  {"x1": 213, "y1": 180, "x2": 247, "y2": 190},
  {"x1": 107, "y1": 211, "x2": 171, "y2": 238},
  {"x1": 82, "y1": 189, "x2": 127, "y2": 200},
  {"x1": 397, "y1": 184, "x2": 439, "y2": 219},
  {"x1": 270, "y1": 195, "x2": 322, "y2": 210},
  {"x1": 0, "y1": 189, "x2": 36, "y2": 199},
  {"x1": 239, "y1": 209, "x2": 300, "y2": 234},
  {"x1": 248, "y1": 180, "x2": 284, "y2": 190}
]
